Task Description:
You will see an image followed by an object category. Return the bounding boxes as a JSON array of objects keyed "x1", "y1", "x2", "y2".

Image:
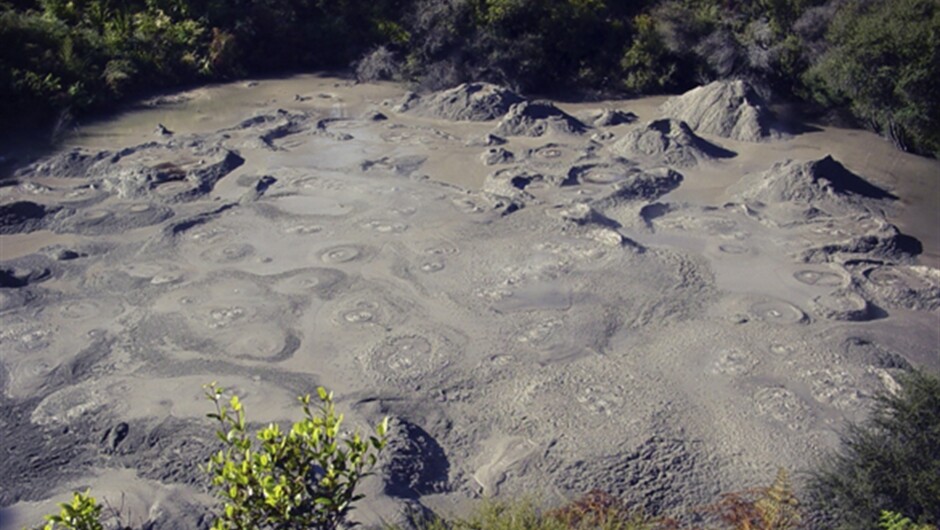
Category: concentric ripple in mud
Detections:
[
  {"x1": 2, "y1": 76, "x2": 938, "y2": 528},
  {"x1": 749, "y1": 300, "x2": 806, "y2": 325},
  {"x1": 363, "y1": 332, "x2": 451, "y2": 387}
]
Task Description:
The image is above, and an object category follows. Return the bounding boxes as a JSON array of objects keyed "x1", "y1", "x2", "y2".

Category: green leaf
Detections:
[
  {"x1": 202, "y1": 383, "x2": 386, "y2": 529},
  {"x1": 315, "y1": 497, "x2": 335, "y2": 506}
]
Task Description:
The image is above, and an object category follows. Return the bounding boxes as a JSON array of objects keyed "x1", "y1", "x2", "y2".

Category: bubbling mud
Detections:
[{"x1": 2, "y1": 75, "x2": 938, "y2": 528}]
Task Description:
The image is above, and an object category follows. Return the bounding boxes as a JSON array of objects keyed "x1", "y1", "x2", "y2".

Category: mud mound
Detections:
[
  {"x1": 18, "y1": 143, "x2": 244, "y2": 204},
  {"x1": 14, "y1": 149, "x2": 110, "y2": 179},
  {"x1": 466, "y1": 133, "x2": 507, "y2": 147},
  {"x1": 858, "y1": 264, "x2": 940, "y2": 311},
  {"x1": 380, "y1": 419, "x2": 449, "y2": 498},
  {"x1": 483, "y1": 168, "x2": 567, "y2": 199},
  {"x1": 553, "y1": 203, "x2": 621, "y2": 230},
  {"x1": 100, "y1": 149, "x2": 244, "y2": 201},
  {"x1": 612, "y1": 119, "x2": 736, "y2": 167},
  {"x1": 394, "y1": 83, "x2": 524, "y2": 121},
  {"x1": 726, "y1": 156, "x2": 916, "y2": 263},
  {"x1": 799, "y1": 216, "x2": 922, "y2": 264},
  {"x1": 55, "y1": 202, "x2": 175, "y2": 235},
  {"x1": 0, "y1": 254, "x2": 56, "y2": 288},
  {"x1": 573, "y1": 164, "x2": 684, "y2": 205},
  {"x1": 521, "y1": 143, "x2": 591, "y2": 170},
  {"x1": 493, "y1": 101, "x2": 587, "y2": 137},
  {"x1": 481, "y1": 147, "x2": 515, "y2": 166},
  {"x1": 660, "y1": 80, "x2": 783, "y2": 142},
  {"x1": 580, "y1": 109, "x2": 637, "y2": 127},
  {"x1": 222, "y1": 109, "x2": 318, "y2": 147},
  {"x1": 840, "y1": 337, "x2": 913, "y2": 370},
  {"x1": 811, "y1": 286, "x2": 874, "y2": 321},
  {"x1": 731, "y1": 156, "x2": 896, "y2": 206},
  {"x1": 0, "y1": 201, "x2": 56, "y2": 234}
]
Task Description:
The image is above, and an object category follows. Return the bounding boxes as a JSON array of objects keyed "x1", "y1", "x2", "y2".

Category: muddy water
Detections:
[
  {"x1": 1, "y1": 75, "x2": 938, "y2": 529},
  {"x1": 58, "y1": 77, "x2": 940, "y2": 267},
  {"x1": 555, "y1": 98, "x2": 940, "y2": 267}
]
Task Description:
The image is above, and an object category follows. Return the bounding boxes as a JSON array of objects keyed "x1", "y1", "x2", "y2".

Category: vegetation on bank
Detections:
[
  {"x1": 805, "y1": 370, "x2": 940, "y2": 529},
  {"x1": 1, "y1": 0, "x2": 938, "y2": 157},
  {"x1": 31, "y1": 370, "x2": 940, "y2": 530},
  {"x1": 203, "y1": 384, "x2": 389, "y2": 530}
]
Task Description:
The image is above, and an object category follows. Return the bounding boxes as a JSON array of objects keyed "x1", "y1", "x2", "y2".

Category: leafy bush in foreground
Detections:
[
  {"x1": 33, "y1": 385, "x2": 388, "y2": 530},
  {"x1": 35, "y1": 491, "x2": 103, "y2": 530},
  {"x1": 204, "y1": 384, "x2": 389, "y2": 530},
  {"x1": 806, "y1": 370, "x2": 940, "y2": 529}
]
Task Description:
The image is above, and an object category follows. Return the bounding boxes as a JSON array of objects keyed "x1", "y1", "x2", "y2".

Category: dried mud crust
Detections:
[
  {"x1": 0, "y1": 396, "x2": 97, "y2": 505},
  {"x1": 1, "y1": 78, "x2": 937, "y2": 528},
  {"x1": 557, "y1": 436, "x2": 721, "y2": 515},
  {"x1": 0, "y1": 201, "x2": 58, "y2": 234}
]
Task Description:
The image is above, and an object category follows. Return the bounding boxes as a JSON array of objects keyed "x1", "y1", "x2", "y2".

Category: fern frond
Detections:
[
  {"x1": 754, "y1": 468, "x2": 801, "y2": 530},
  {"x1": 878, "y1": 510, "x2": 938, "y2": 530}
]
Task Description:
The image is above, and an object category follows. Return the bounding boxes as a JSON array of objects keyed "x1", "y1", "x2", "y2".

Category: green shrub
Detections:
[
  {"x1": 806, "y1": 370, "x2": 940, "y2": 529},
  {"x1": 30, "y1": 385, "x2": 388, "y2": 530},
  {"x1": 880, "y1": 511, "x2": 938, "y2": 530},
  {"x1": 34, "y1": 490, "x2": 104, "y2": 530},
  {"x1": 457, "y1": 0, "x2": 646, "y2": 92},
  {"x1": 204, "y1": 383, "x2": 389, "y2": 530},
  {"x1": 620, "y1": 14, "x2": 677, "y2": 94},
  {"x1": 806, "y1": 0, "x2": 940, "y2": 156}
]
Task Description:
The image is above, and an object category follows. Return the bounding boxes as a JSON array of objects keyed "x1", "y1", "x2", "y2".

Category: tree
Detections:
[
  {"x1": 621, "y1": 14, "x2": 677, "y2": 94},
  {"x1": 807, "y1": 0, "x2": 940, "y2": 156}
]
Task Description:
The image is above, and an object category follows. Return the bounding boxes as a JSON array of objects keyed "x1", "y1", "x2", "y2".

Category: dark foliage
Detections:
[
  {"x1": 806, "y1": 370, "x2": 940, "y2": 529},
  {"x1": 1, "y1": 0, "x2": 938, "y2": 157},
  {"x1": 805, "y1": 0, "x2": 940, "y2": 157}
]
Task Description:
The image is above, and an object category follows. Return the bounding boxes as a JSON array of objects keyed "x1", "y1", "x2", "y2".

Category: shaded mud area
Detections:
[{"x1": 1, "y1": 77, "x2": 938, "y2": 528}]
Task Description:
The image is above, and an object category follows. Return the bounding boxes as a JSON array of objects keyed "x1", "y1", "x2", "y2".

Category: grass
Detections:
[{"x1": 406, "y1": 493, "x2": 658, "y2": 530}]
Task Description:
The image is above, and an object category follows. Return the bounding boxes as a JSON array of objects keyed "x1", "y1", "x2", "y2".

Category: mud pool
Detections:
[{"x1": 0, "y1": 76, "x2": 938, "y2": 529}]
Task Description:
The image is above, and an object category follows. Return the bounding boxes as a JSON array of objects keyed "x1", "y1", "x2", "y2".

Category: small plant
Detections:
[
  {"x1": 204, "y1": 383, "x2": 389, "y2": 530},
  {"x1": 705, "y1": 468, "x2": 802, "y2": 530},
  {"x1": 879, "y1": 511, "x2": 938, "y2": 530},
  {"x1": 34, "y1": 491, "x2": 104, "y2": 530},
  {"x1": 548, "y1": 490, "x2": 653, "y2": 529},
  {"x1": 406, "y1": 494, "x2": 657, "y2": 530}
]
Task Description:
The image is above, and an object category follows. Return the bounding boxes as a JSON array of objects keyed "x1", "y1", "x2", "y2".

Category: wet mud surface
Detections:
[{"x1": 1, "y1": 77, "x2": 938, "y2": 528}]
